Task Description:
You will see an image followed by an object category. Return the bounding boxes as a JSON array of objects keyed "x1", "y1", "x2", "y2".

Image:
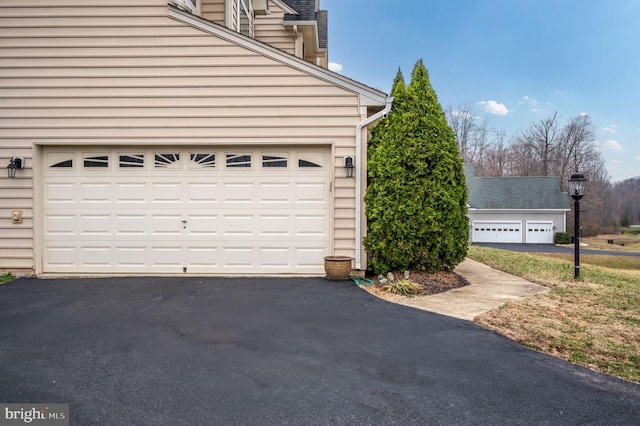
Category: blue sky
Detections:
[{"x1": 322, "y1": 0, "x2": 640, "y2": 182}]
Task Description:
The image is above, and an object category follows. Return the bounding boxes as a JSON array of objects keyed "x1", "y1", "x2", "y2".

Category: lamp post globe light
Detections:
[{"x1": 568, "y1": 171, "x2": 588, "y2": 279}]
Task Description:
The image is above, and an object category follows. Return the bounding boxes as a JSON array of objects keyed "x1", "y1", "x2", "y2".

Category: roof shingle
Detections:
[{"x1": 464, "y1": 164, "x2": 570, "y2": 210}]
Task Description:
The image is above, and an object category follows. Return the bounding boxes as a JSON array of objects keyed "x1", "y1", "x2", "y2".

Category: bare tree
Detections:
[
  {"x1": 516, "y1": 112, "x2": 561, "y2": 176},
  {"x1": 482, "y1": 130, "x2": 509, "y2": 176},
  {"x1": 552, "y1": 114, "x2": 597, "y2": 184},
  {"x1": 446, "y1": 104, "x2": 489, "y2": 169}
]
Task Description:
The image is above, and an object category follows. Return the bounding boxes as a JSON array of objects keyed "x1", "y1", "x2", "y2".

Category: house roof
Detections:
[
  {"x1": 464, "y1": 164, "x2": 570, "y2": 210},
  {"x1": 282, "y1": 0, "x2": 328, "y2": 50},
  {"x1": 282, "y1": 0, "x2": 317, "y2": 20},
  {"x1": 316, "y1": 10, "x2": 328, "y2": 50}
]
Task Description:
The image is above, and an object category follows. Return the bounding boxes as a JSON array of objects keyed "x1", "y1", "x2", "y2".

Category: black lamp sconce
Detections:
[
  {"x1": 7, "y1": 157, "x2": 24, "y2": 179},
  {"x1": 344, "y1": 156, "x2": 355, "y2": 178}
]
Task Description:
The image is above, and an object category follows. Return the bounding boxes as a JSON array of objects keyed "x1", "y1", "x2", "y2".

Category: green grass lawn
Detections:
[{"x1": 467, "y1": 245, "x2": 640, "y2": 384}]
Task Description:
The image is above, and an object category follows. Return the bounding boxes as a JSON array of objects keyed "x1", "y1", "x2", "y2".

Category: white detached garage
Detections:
[
  {"x1": 0, "y1": 1, "x2": 389, "y2": 275},
  {"x1": 465, "y1": 165, "x2": 570, "y2": 245}
]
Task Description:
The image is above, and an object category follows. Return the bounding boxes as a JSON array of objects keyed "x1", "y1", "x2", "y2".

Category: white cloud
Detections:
[
  {"x1": 602, "y1": 124, "x2": 618, "y2": 134},
  {"x1": 328, "y1": 62, "x2": 343, "y2": 73},
  {"x1": 519, "y1": 95, "x2": 538, "y2": 106},
  {"x1": 636, "y1": 155, "x2": 640, "y2": 161},
  {"x1": 605, "y1": 140, "x2": 624, "y2": 151},
  {"x1": 580, "y1": 112, "x2": 589, "y2": 117},
  {"x1": 478, "y1": 100, "x2": 510, "y2": 116}
]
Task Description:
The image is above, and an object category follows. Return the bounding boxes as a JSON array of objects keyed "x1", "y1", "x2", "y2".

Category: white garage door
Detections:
[
  {"x1": 42, "y1": 147, "x2": 332, "y2": 274},
  {"x1": 526, "y1": 221, "x2": 554, "y2": 244},
  {"x1": 472, "y1": 221, "x2": 522, "y2": 243}
]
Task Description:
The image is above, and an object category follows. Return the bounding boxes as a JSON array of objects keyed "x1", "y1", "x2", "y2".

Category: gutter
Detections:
[{"x1": 354, "y1": 97, "x2": 393, "y2": 270}]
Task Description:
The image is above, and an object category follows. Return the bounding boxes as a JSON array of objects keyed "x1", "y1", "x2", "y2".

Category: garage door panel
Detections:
[
  {"x1": 258, "y1": 215, "x2": 290, "y2": 236},
  {"x1": 222, "y1": 182, "x2": 255, "y2": 203},
  {"x1": 186, "y1": 215, "x2": 218, "y2": 236},
  {"x1": 46, "y1": 183, "x2": 75, "y2": 203},
  {"x1": 80, "y1": 183, "x2": 111, "y2": 203},
  {"x1": 150, "y1": 247, "x2": 183, "y2": 267},
  {"x1": 80, "y1": 215, "x2": 111, "y2": 236},
  {"x1": 45, "y1": 246, "x2": 76, "y2": 268},
  {"x1": 186, "y1": 183, "x2": 218, "y2": 203},
  {"x1": 259, "y1": 182, "x2": 291, "y2": 203},
  {"x1": 115, "y1": 214, "x2": 147, "y2": 236},
  {"x1": 295, "y1": 215, "x2": 327, "y2": 235},
  {"x1": 149, "y1": 214, "x2": 183, "y2": 235},
  {"x1": 295, "y1": 247, "x2": 327, "y2": 267},
  {"x1": 115, "y1": 183, "x2": 147, "y2": 203},
  {"x1": 526, "y1": 221, "x2": 554, "y2": 244},
  {"x1": 472, "y1": 221, "x2": 522, "y2": 243},
  {"x1": 45, "y1": 215, "x2": 76, "y2": 236},
  {"x1": 42, "y1": 147, "x2": 331, "y2": 274},
  {"x1": 295, "y1": 182, "x2": 327, "y2": 203},
  {"x1": 259, "y1": 247, "x2": 291, "y2": 267},
  {"x1": 150, "y1": 183, "x2": 183, "y2": 203}
]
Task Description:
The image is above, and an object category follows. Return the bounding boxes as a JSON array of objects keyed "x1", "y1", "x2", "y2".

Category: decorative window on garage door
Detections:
[
  {"x1": 262, "y1": 154, "x2": 288, "y2": 168},
  {"x1": 190, "y1": 153, "x2": 216, "y2": 169},
  {"x1": 48, "y1": 152, "x2": 74, "y2": 168},
  {"x1": 119, "y1": 153, "x2": 144, "y2": 168},
  {"x1": 226, "y1": 154, "x2": 252, "y2": 168},
  {"x1": 83, "y1": 153, "x2": 109, "y2": 168},
  {"x1": 154, "y1": 153, "x2": 181, "y2": 169},
  {"x1": 298, "y1": 151, "x2": 325, "y2": 168}
]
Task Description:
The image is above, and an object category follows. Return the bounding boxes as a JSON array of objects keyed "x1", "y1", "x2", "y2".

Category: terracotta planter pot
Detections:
[{"x1": 323, "y1": 256, "x2": 352, "y2": 280}]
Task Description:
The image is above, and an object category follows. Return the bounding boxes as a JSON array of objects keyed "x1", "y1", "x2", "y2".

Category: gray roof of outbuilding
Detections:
[{"x1": 464, "y1": 164, "x2": 570, "y2": 210}]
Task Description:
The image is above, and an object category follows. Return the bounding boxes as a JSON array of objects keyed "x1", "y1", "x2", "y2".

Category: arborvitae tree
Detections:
[{"x1": 364, "y1": 59, "x2": 468, "y2": 274}]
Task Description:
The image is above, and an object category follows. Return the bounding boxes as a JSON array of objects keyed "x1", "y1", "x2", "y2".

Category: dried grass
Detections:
[{"x1": 469, "y1": 245, "x2": 640, "y2": 384}]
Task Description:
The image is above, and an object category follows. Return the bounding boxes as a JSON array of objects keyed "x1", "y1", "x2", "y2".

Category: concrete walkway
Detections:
[{"x1": 393, "y1": 258, "x2": 550, "y2": 320}]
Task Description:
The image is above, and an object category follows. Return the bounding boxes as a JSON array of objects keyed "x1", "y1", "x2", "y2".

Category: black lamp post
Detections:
[{"x1": 568, "y1": 171, "x2": 588, "y2": 279}]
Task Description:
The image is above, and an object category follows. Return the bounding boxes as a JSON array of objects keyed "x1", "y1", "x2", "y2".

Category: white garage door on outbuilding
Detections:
[
  {"x1": 41, "y1": 146, "x2": 332, "y2": 275},
  {"x1": 472, "y1": 221, "x2": 523, "y2": 243},
  {"x1": 526, "y1": 221, "x2": 554, "y2": 244}
]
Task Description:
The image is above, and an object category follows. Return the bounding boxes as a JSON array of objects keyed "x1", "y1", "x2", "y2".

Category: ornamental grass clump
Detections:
[{"x1": 382, "y1": 279, "x2": 422, "y2": 296}]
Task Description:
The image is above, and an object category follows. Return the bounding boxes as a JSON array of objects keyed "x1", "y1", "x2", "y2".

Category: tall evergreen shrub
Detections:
[{"x1": 364, "y1": 60, "x2": 468, "y2": 274}]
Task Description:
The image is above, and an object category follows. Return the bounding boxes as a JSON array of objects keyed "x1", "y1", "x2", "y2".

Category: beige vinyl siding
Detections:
[
  {"x1": 254, "y1": 3, "x2": 295, "y2": 55},
  {"x1": 200, "y1": 0, "x2": 225, "y2": 25},
  {"x1": 0, "y1": 0, "x2": 365, "y2": 271}
]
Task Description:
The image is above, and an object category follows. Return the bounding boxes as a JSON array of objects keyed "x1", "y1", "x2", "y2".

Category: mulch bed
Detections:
[{"x1": 367, "y1": 270, "x2": 470, "y2": 296}]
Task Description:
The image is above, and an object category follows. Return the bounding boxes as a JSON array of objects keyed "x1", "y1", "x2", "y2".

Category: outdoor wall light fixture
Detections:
[
  {"x1": 568, "y1": 170, "x2": 588, "y2": 279},
  {"x1": 344, "y1": 156, "x2": 355, "y2": 178},
  {"x1": 6, "y1": 157, "x2": 24, "y2": 179}
]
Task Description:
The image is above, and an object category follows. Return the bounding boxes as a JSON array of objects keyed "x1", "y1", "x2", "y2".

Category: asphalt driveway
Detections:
[{"x1": 1, "y1": 277, "x2": 639, "y2": 425}]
